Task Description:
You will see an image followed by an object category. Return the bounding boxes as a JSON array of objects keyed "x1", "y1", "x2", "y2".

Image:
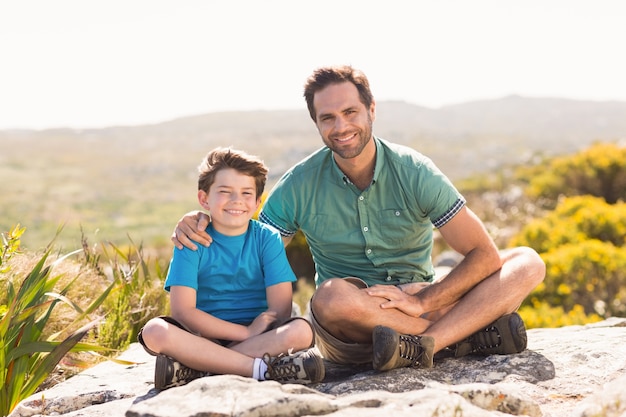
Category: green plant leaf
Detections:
[
  {"x1": 8, "y1": 340, "x2": 111, "y2": 361},
  {"x1": 12, "y1": 319, "x2": 101, "y2": 413}
]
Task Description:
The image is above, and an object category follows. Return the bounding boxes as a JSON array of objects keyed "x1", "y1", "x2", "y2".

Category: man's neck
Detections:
[{"x1": 334, "y1": 140, "x2": 376, "y2": 190}]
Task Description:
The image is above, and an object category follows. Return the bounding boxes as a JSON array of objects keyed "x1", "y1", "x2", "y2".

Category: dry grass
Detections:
[
  {"x1": 3, "y1": 250, "x2": 108, "y2": 337},
  {"x1": 2, "y1": 249, "x2": 114, "y2": 393}
]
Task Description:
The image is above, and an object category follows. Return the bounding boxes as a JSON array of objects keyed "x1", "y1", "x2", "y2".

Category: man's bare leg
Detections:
[
  {"x1": 422, "y1": 246, "x2": 545, "y2": 352},
  {"x1": 311, "y1": 278, "x2": 433, "y2": 344},
  {"x1": 311, "y1": 246, "x2": 544, "y2": 354}
]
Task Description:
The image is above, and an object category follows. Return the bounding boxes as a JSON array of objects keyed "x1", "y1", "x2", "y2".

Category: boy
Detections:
[{"x1": 139, "y1": 147, "x2": 324, "y2": 390}]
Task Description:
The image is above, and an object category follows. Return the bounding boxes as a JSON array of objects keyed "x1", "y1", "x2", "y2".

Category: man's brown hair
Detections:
[{"x1": 303, "y1": 65, "x2": 374, "y2": 122}]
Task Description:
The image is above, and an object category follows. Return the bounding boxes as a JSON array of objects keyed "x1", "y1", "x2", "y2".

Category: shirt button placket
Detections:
[{"x1": 359, "y1": 193, "x2": 372, "y2": 258}]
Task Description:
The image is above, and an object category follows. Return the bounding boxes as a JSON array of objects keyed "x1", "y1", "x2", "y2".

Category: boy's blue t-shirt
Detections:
[{"x1": 164, "y1": 220, "x2": 296, "y2": 325}]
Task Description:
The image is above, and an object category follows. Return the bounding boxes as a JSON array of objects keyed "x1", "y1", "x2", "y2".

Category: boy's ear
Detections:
[{"x1": 197, "y1": 190, "x2": 210, "y2": 210}]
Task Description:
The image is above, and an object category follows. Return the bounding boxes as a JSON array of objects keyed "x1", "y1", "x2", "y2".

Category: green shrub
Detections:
[
  {"x1": 0, "y1": 226, "x2": 115, "y2": 416},
  {"x1": 510, "y1": 169, "x2": 626, "y2": 324},
  {"x1": 511, "y1": 195, "x2": 626, "y2": 319},
  {"x1": 510, "y1": 195, "x2": 626, "y2": 253},
  {"x1": 526, "y1": 240, "x2": 626, "y2": 317},
  {"x1": 518, "y1": 300, "x2": 602, "y2": 329},
  {"x1": 96, "y1": 238, "x2": 169, "y2": 351},
  {"x1": 520, "y1": 141, "x2": 626, "y2": 206}
]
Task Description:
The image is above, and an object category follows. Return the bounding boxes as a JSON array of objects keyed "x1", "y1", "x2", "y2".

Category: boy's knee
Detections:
[
  {"x1": 283, "y1": 317, "x2": 315, "y2": 348},
  {"x1": 139, "y1": 317, "x2": 169, "y2": 354}
]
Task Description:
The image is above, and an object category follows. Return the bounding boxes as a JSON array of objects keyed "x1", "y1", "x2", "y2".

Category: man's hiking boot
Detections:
[
  {"x1": 263, "y1": 348, "x2": 325, "y2": 384},
  {"x1": 453, "y1": 312, "x2": 527, "y2": 358},
  {"x1": 372, "y1": 325, "x2": 435, "y2": 371},
  {"x1": 154, "y1": 354, "x2": 209, "y2": 390}
]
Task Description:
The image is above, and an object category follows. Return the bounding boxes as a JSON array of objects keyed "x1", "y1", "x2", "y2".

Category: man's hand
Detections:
[
  {"x1": 366, "y1": 284, "x2": 426, "y2": 318},
  {"x1": 396, "y1": 282, "x2": 430, "y2": 296},
  {"x1": 171, "y1": 211, "x2": 212, "y2": 250}
]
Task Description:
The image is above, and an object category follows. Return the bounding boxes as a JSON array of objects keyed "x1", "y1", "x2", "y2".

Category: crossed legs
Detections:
[
  {"x1": 139, "y1": 316, "x2": 314, "y2": 376},
  {"x1": 311, "y1": 246, "x2": 545, "y2": 355}
]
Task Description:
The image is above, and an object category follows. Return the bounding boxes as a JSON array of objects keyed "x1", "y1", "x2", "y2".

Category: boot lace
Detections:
[
  {"x1": 470, "y1": 325, "x2": 502, "y2": 351},
  {"x1": 399, "y1": 334, "x2": 425, "y2": 366},
  {"x1": 262, "y1": 353, "x2": 300, "y2": 381},
  {"x1": 174, "y1": 363, "x2": 205, "y2": 382}
]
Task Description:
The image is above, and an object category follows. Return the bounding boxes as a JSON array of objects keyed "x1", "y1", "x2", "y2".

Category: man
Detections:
[{"x1": 173, "y1": 65, "x2": 546, "y2": 372}]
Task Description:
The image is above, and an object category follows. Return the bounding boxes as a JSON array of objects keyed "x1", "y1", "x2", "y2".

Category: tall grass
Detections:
[
  {"x1": 0, "y1": 224, "x2": 170, "y2": 416},
  {"x1": 0, "y1": 226, "x2": 115, "y2": 416},
  {"x1": 94, "y1": 236, "x2": 169, "y2": 351}
]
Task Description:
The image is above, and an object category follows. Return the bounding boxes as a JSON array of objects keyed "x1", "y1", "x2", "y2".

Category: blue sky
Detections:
[{"x1": 1, "y1": 0, "x2": 624, "y2": 129}]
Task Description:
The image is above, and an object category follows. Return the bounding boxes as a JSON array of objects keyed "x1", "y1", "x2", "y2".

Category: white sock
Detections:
[{"x1": 252, "y1": 358, "x2": 268, "y2": 380}]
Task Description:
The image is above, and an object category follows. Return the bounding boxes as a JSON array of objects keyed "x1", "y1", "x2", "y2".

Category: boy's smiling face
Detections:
[{"x1": 198, "y1": 168, "x2": 260, "y2": 236}]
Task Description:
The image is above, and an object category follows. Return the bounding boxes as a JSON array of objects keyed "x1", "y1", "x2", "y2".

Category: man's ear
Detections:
[
  {"x1": 197, "y1": 190, "x2": 210, "y2": 210},
  {"x1": 370, "y1": 99, "x2": 376, "y2": 122}
]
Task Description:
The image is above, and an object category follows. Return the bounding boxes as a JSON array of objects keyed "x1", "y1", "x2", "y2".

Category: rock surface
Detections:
[{"x1": 10, "y1": 318, "x2": 626, "y2": 417}]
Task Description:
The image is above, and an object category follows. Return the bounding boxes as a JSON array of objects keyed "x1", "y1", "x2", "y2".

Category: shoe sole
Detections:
[
  {"x1": 504, "y1": 312, "x2": 527, "y2": 353},
  {"x1": 372, "y1": 326, "x2": 435, "y2": 370},
  {"x1": 154, "y1": 355, "x2": 171, "y2": 390},
  {"x1": 484, "y1": 312, "x2": 528, "y2": 355},
  {"x1": 306, "y1": 351, "x2": 326, "y2": 383},
  {"x1": 372, "y1": 325, "x2": 398, "y2": 371}
]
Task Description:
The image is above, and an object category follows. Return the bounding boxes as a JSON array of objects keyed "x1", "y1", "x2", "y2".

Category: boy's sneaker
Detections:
[
  {"x1": 154, "y1": 354, "x2": 209, "y2": 390},
  {"x1": 263, "y1": 349, "x2": 325, "y2": 384},
  {"x1": 372, "y1": 325, "x2": 435, "y2": 371},
  {"x1": 453, "y1": 312, "x2": 527, "y2": 357}
]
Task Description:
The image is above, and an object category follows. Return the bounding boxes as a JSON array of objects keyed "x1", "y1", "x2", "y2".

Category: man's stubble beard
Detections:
[{"x1": 323, "y1": 114, "x2": 373, "y2": 160}]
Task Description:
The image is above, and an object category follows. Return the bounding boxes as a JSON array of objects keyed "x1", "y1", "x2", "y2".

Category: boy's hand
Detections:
[
  {"x1": 247, "y1": 311, "x2": 278, "y2": 338},
  {"x1": 171, "y1": 211, "x2": 212, "y2": 250}
]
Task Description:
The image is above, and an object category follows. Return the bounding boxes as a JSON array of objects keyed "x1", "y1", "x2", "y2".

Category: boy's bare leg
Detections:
[
  {"x1": 141, "y1": 319, "x2": 254, "y2": 376},
  {"x1": 230, "y1": 317, "x2": 315, "y2": 358},
  {"x1": 141, "y1": 316, "x2": 315, "y2": 375}
]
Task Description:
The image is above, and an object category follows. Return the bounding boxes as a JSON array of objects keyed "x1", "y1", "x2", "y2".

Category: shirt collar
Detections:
[{"x1": 330, "y1": 136, "x2": 384, "y2": 186}]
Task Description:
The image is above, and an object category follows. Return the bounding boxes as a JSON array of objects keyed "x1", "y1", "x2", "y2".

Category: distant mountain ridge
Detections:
[
  {"x1": 5, "y1": 95, "x2": 624, "y2": 179},
  {"x1": 373, "y1": 96, "x2": 626, "y2": 178}
]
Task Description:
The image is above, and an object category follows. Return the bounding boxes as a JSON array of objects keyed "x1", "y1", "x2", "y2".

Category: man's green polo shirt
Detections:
[{"x1": 259, "y1": 137, "x2": 465, "y2": 287}]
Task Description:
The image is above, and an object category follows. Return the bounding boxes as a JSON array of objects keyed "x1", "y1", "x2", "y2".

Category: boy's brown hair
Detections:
[{"x1": 198, "y1": 147, "x2": 268, "y2": 198}]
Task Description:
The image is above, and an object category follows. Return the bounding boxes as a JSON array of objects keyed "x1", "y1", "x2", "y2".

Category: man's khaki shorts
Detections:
[
  {"x1": 308, "y1": 272, "x2": 448, "y2": 365},
  {"x1": 309, "y1": 277, "x2": 374, "y2": 364}
]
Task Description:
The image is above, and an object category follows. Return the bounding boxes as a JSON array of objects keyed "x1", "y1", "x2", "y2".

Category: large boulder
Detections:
[{"x1": 10, "y1": 318, "x2": 626, "y2": 417}]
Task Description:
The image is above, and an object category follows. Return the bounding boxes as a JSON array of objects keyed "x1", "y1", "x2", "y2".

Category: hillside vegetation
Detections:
[{"x1": 1, "y1": 97, "x2": 625, "y2": 252}]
